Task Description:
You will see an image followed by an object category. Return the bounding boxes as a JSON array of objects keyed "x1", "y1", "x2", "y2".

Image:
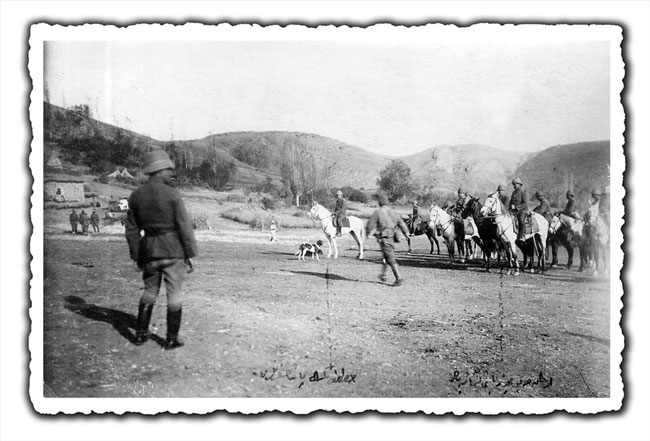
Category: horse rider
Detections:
[
  {"x1": 333, "y1": 189, "x2": 347, "y2": 238},
  {"x1": 454, "y1": 188, "x2": 471, "y2": 218},
  {"x1": 508, "y1": 177, "x2": 529, "y2": 241},
  {"x1": 365, "y1": 192, "x2": 410, "y2": 286},
  {"x1": 496, "y1": 184, "x2": 509, "y2": 206},
  {"x1": 125, "y1": 149, "x2": 198, "y2": 350},
  {"x1": 69, "y1": 209, "x2": 79, "y2": 234},
  {"x1": 532, "y1": 191, "x2": 552, "y2": 222},
  {"x1": 562, "y1": 190, "x2": 581, "y2": 219},
  {"x1": 410, "y1": 199, "x2": 421, "y2": 236}
]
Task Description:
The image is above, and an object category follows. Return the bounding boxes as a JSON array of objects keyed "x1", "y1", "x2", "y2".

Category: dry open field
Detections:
[{"x1": 41, "y1": 193, "x2": 612, "y2": 400}]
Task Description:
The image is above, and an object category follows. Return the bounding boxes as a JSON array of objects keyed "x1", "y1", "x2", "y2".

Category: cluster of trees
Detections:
[
  {"x1": 376, "y1": 159, "x2": 456, "y2": 206},
  {"x1": 165, "y1": 142, "x2": 237, "y2": 191}
]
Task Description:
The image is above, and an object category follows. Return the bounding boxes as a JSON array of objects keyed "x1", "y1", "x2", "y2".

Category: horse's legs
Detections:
[
  {"x1": 349, "y1": 230, "x2": 364, "y2": 260},
  {"x1": 325, "y1": 235, "x2": 334, "y2": 259}
]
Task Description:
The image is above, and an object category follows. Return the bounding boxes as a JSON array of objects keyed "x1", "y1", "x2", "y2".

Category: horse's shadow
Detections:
[
  {"x1": 63, "y1": 296, "x2": 166, "y2": 346},
  {"x1": 281, "y1": 269, "x2": 358, "y2": 282}
]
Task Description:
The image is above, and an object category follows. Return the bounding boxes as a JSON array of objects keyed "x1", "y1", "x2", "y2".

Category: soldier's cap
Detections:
[
  {"x1": 143, "y1": 149, "x2": 174, "y2": 175},
  {"x1": 591, "y1": 189, "x2": 602, "y2": 196},
  {"x1": 376, "y1": 192, "x2": 389, "y2": 206},
  {"x1": 496, "y1": 184, "x2": 506, "y2": 191},
  {"x1": 535, "y1": 191, "x2": 543, "y2": 198},
  {"x1": 512, "y1": 177, "x2": 523, "y2": 185},
  {"x1": 337, "y1": 190, "x2": 343, "y2": 196},
  {"x1": 566, "y1": 190, "x2": 575, "y2": 197},
  {"x1": 413, "y1": 200, "x2": 418, "y2": 204}
]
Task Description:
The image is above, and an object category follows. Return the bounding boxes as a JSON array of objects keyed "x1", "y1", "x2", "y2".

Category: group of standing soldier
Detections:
[{"x1": 68, "y1": 208, "x2": 100, "y2": 235}]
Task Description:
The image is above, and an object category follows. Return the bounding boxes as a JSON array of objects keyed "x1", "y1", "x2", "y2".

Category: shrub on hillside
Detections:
[
  {"x1": 191, "y1": 213, "x2": 211, "y2": 230},
  {"x1": 97, "y1": 175, "x2": 110, "y2": 184},
  {"x1": 261, "y1": 196, "x2": 276, "y2": 210}
]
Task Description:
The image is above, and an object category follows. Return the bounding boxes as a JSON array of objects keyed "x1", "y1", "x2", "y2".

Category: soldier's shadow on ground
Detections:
[
  {"x1": 63, "y1": 296, "x2": 165, "y2": 346},
  {"x1": 281, "y1": 269, "x2": 359, "y2": 282}
]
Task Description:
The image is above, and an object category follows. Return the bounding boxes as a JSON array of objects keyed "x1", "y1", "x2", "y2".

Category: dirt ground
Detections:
[{"x1": 41, "y1": 204, "x2": 611, "y2": 399}]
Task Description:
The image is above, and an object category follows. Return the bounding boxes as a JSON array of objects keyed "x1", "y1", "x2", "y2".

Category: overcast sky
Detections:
[{"x1": 44, "y1": 36, "x2": 611, "y2": 156}]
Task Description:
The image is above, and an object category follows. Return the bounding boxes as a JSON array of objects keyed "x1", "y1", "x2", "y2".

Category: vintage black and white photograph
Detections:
[{"x1": 28, "y1": 23, "x2": 624, "y2": 415}]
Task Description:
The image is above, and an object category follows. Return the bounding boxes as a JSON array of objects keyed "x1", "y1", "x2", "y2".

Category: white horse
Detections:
[
  {"x1": 480, "y1": 192, "x2": 549, "y2": 275},
  {"x1": 429, "y1": 205, "x2": 465, "y2": 263},
  {"x1": 308, "y1": 202, "x2": 365, "y2": 259}
]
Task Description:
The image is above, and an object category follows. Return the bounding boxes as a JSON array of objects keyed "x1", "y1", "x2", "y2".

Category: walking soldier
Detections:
[{"x1": 125, "y1": 150, "x2": 198, "y2": 350}]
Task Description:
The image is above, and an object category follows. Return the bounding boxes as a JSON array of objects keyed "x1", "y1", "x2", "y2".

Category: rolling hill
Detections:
[{"x1": 43, "y1": 102, "x2": 610, "y2": 206}]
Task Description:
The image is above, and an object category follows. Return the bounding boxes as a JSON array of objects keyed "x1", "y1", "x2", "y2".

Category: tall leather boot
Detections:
[
  {"x1": 164, "y1": 308, "x2": 185, "y2": 350},
  {"x1": 134, "y1": 303, "x2": 153, "y2": 345}
]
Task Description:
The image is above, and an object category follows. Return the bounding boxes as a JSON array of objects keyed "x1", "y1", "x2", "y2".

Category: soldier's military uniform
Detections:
[
  {"x1": 79, "y1": 210, "x2": 90, "y2": 235},
  {"x1": 562, "y1": 190, "x2": 580, "y2": 219},
  {"x1": 508, "y1": 178, "x2": 529, "y2": 241},
  {"x1": 366, "y1": 193, "x2": 410, "y2": 286},
  {"x1": 69, "y1": 209, "x2": 79, "y2": 234},
  {"x1": 454, "y1": 188, "x2": 471, "y2": 217},
  {"x1": 90, "y1": 210, "x2": 100, "y2": 232},
  {"x1": 333, "y1": 190, "x2": 347, "y2": 237},
  {"x1": 496, "y1": 184, "x2": 509, "y2": 207},
  {"x1": 410, "y1": 200, "x2": 420, "y2": 236},
  {"x1": 126, "y1": 150, "x2": 198, "y2": 350},
  {"x1": 532, "y1": 191, "x2": 552, "y2": 222}
]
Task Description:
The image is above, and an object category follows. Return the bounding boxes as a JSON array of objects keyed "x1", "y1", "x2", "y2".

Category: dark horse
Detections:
[
  {"x1": 461, "y1": 197, "x2": 506, "y2": 272},
  {"x1": 403, "y1": 214, "x2": 441, "y2": 255}
]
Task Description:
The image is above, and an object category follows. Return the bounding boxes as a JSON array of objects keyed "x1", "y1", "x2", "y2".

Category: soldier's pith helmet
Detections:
[
  {"x1": 413, "y1": 200, "x2": 418, "y2": 205},
  {"x1": 591, "y1": 189, "x2": 602, "y2": 196},
  {"x1": 566, "y1": 190, "x2": 575, "y2": 197},
  {"x1": 497, "y1": 184, "x2": 506, "y2": 191},
  {"x1": 143, "y1": 149, "x2": 174, "y2": 175},
  {"x1": 337, "y1": 190, "x2": 343, "y2": 196},
  {"x1": 512, "y1": 177, "x2": 523, "y2": 185}
]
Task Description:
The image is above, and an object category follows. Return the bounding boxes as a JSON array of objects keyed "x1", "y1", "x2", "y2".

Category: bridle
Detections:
[{"x1": 309, "y1": 205, "x2": 332, "y2": 222}]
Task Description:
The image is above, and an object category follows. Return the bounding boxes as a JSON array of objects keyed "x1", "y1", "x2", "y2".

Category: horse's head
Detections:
[
  {"x1": 308, "y1": 202, "x2": 320, "y2": 219},
  {"x1": 480, "y1": 193, "x2": 498, "y2": 217},
  {"x1": 461, "y1": 197, "x2": 479, "y2": 218},
  {"x1": 429, "y1": 205, "x2": 441, "y2": 224},
  {"x1": 549, "y1": 216, "x2": 562, "y2": 234}
]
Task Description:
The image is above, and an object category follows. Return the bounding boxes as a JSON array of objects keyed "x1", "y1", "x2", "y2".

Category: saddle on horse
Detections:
[
  {"x1": 514, "y1": 211, "x2": 539, "y2": 237},
  {"x1": 333, "y1": 216, "x2": 350, "y2": 229}
]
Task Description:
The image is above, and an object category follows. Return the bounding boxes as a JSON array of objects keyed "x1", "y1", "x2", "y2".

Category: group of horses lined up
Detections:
[{"x1": 307, "y1": 194, "x2": 609, "y2": 277}]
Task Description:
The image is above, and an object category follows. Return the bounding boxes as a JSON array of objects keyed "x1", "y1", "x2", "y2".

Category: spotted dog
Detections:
[{"x1": 295, "y1": 240, "x2": 324, "y2": 261}]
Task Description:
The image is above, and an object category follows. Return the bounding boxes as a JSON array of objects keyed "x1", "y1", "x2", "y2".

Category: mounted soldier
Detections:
[
  {"x1": 454, "y1": 188, "x2": 471, "y2": 218},
  {"x1": 333, "y1": 189, "x2": 347, "y2": 238},
  {"x1": 508, "y1": 177, "x2": 529, "y2": 242},
  {"x1": 532, "y1": 191, "x2": 552, "y2": 222},
  {"x1": 562, "y1": 189, "x2": 581, "y2": 219},
  {"x1": 409, "y1": 199, "x2": 421, "y2": 237}
]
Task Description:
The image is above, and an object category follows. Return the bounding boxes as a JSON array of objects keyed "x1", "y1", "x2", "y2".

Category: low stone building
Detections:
[{"x1": 44, "y1": 179, "x2": 85, "y2": 203}]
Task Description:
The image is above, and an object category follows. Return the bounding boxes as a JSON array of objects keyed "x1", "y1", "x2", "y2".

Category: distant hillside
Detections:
[
  {"x1": 401, "y1": 145, "x2": 532, "y2": 198},
  {"x1": 170, "y1": 132, "x2": 392, "y2": 190},
  {"x1": 43, "y1": 102, "x2": 610, "y2": 206},
  {"x1": 514, "y1": 141, "x2": 610, "y2": 207}
]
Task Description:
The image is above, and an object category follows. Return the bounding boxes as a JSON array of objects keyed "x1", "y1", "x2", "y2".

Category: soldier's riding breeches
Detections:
[{"x1": 141, "y1": 258, "x2": 187, "y2": 311}]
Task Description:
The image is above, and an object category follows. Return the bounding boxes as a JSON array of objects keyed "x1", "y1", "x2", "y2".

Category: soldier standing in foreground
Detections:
[
  {"x1": 125, "y1": 150, "x2": 198, "y2": 350},
  {"x1": 365, "y1": 192, "x2": 410, "y2": 286}
]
